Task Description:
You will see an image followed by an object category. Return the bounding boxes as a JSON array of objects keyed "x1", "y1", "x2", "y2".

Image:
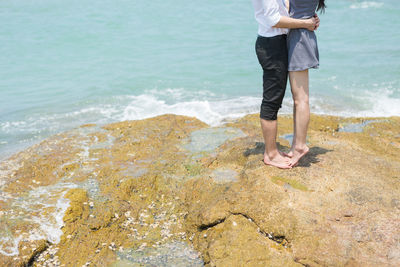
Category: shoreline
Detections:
[{"x1": 1, "y1": 111, "x2": 400, "y2": 162}]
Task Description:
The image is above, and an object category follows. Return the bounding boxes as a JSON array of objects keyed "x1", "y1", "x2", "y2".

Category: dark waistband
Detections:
[{"x1": 257, "y1": 34, "x2": 287, "y2": 40}]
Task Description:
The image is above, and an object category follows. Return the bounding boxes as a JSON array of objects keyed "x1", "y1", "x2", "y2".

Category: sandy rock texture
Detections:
[{"x1": 0, "y1": 113, "x2": 399, "y2": 266}]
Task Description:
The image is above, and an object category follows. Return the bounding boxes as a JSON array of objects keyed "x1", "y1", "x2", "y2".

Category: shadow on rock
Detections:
[
  {"x1": 297, "y1": 146, "x2": 332, "y2": 167},
  {"x1": 243, "y1": 142, "x2": 292, "y2": 157},
  {"x1": 243, "y1": 141, "x2": 263, "y2": 156}
]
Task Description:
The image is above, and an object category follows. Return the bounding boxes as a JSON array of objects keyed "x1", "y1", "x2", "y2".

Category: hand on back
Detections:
[
  {"x1": 305, "y1": 14, "x2": 320, "y2": 31},
  {"x1": 314, "y1": 14, "x2": 320, "y2": 30}
]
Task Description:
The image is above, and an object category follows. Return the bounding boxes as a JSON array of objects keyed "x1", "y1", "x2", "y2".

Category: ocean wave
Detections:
[
  {"x1": 1, "y1": 89, "x2": 399, "y2": 132},
  {"x1": 118, "y1": 93, "x2": 261, "y2": 126},
  {"x1": 1, "y1": 89, "x2": 399, "y2": 133},
  {"x1": 350, "y1": 1, "x2": 384, "y2": 9},
  {"x1": 363, "y1": 88, "x2": 400, "y2": 116},
  {"x1": 1, "y1": 87, "x2": 399, "y2": 159}
]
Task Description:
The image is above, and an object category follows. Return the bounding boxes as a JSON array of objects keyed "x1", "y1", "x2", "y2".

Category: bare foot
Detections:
[
  {"x1": 263, "y1": 152, "x2": 292, "y2": 169},
  {"x1": 281, "y1": 141, "x2": 296, "y2": 158},
  {"x1": 280, "y1": 150, "x2": 293, "y2": 158},
  {"x1": 289, "y1": 146, "x2": 310, "y2": 167}
]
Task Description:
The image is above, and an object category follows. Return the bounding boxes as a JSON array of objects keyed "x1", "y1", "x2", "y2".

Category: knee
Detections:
[{"x1": 293, "y1": 97, "x2": 309, "y2": 107}]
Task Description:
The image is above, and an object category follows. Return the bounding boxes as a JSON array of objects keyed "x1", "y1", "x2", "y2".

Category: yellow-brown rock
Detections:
[{"x1": 0, "y1": 113, "x2": 399, "y2": 266}]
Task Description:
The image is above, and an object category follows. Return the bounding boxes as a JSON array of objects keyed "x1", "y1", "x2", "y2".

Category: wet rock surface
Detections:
[{"x1": 1, "y1": 113, "x2": 400, "y2": 266}]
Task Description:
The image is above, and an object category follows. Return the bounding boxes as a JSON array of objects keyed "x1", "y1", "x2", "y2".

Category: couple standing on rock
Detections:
[{"x1": 251, "y1": 0, "x2": 326, "y2": 169}]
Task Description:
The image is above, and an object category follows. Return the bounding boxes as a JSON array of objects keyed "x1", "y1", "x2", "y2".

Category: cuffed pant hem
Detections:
[{"x1": 260, "y1": 111, "x2": 278, "y2": 121}]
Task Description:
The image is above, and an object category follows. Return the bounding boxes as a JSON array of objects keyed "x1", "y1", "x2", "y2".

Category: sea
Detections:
[{"x1": 1, "y1": 0, "x2": 399, "y2": 159}]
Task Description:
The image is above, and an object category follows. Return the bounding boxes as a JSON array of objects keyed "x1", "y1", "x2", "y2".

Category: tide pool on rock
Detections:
[
  {"x1": 112, "y1": 241, "x2": 203, "y2": 267},
  {"x1": 0, "y1": 113, "x2": 400, "y2": 266},
  {"x1": 210, "y1": 169, "x2": 239, "y2": 183},
  {"x1": 337, "y1": 119, "x2": 384, "y2": 133},
  {"x1": 182, "y1": 127, "x2": 246, "y2": 154}
]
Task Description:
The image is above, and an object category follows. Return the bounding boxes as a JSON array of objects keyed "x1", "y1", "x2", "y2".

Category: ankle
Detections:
[
  {"x1": 294, "y1": 144, "x2": 308, "y2": 151},
  {"x1": 265, "y1": 150, "x2": 279, "y2": 159}
]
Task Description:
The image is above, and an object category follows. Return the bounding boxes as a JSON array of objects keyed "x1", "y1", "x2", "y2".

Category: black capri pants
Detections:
[{"x1": 255, "y1": 34, "x2": 288, "y2": 121}]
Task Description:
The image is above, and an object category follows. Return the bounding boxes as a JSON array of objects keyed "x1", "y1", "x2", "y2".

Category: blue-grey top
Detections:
[
  {"x1": 289, "y1": 0, "x2": 319, "y2": 19},
  {"x1": 287, "y1": 0, "x2": 320, "y2": 71}
]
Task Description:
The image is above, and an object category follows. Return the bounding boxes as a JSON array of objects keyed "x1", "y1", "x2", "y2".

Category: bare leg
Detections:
[
  {"x1": 260, "y1": 118, "x2": 291, "y2": 169},
  {"x1": 282, "y1": 104, "x2": 296, "y2": 158},
  {"x1": 288, "y1": 69, "x2": 310, "y2": 166}
]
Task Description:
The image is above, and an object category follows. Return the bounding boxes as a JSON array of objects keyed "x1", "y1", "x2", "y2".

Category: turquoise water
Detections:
[{"x1": 1, "y1": 0, "x2": 399, "y2": 159}]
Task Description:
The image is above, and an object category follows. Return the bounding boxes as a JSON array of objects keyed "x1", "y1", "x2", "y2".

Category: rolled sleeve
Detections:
[{"x1": 262, "y1": 0, "x2": 281, "y2": 27}]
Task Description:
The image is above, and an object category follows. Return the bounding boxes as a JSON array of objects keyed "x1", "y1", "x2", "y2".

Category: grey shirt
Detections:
[{"x1": 289, "y1": 0, "x2": 319, "y2": 19}]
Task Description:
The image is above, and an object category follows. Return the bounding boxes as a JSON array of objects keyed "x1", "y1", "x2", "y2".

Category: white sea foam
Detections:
[
  {"x1": 119, "y1": 94, "x2": 261, "y2": 126},
  {"x1": 0, "y1": 87, "x2": 399, "y2": 161},
  {"x1": 1, "y1": 89, "x2": 399, "y2": 134},
  {"x1": 119, "y1": 88, "x2": 399, "y2": 123},
  {"x1": 363, "y1": 88, "x2": 400, "y2": 116},
  {"x1": 0, "y1": 236, "x2": 21, "y2": 256},
  {"x1": 0, "y1": 182, "x2": 76, "y2": 256},
  {"x1": 1, "y1": 88, "x2": 399, "y2": 133},
  {"x1": 29, "y1": 193, "x2": 72, "y2": 244},
  {"x1": 350, "y1": 1, "x2": 384, "y2": 9}
]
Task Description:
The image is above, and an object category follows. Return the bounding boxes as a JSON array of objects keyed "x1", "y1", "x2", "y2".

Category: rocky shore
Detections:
[{"x1": 0, "y1": 113, "x2": 399, "y2": 266}]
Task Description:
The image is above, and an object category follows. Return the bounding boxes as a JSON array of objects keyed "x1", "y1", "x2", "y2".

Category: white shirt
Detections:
[{"x1": 251, "y1": 0, "x2": 289, "y2": 37}]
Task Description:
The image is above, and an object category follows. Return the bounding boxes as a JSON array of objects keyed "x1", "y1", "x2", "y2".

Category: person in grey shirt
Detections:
[
  {"x1": 283, "y1": 0, "x2": 326, "y2": 166},
  {"x1": 251, "y1": 0, "x2": 319, "y2": 169}
]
